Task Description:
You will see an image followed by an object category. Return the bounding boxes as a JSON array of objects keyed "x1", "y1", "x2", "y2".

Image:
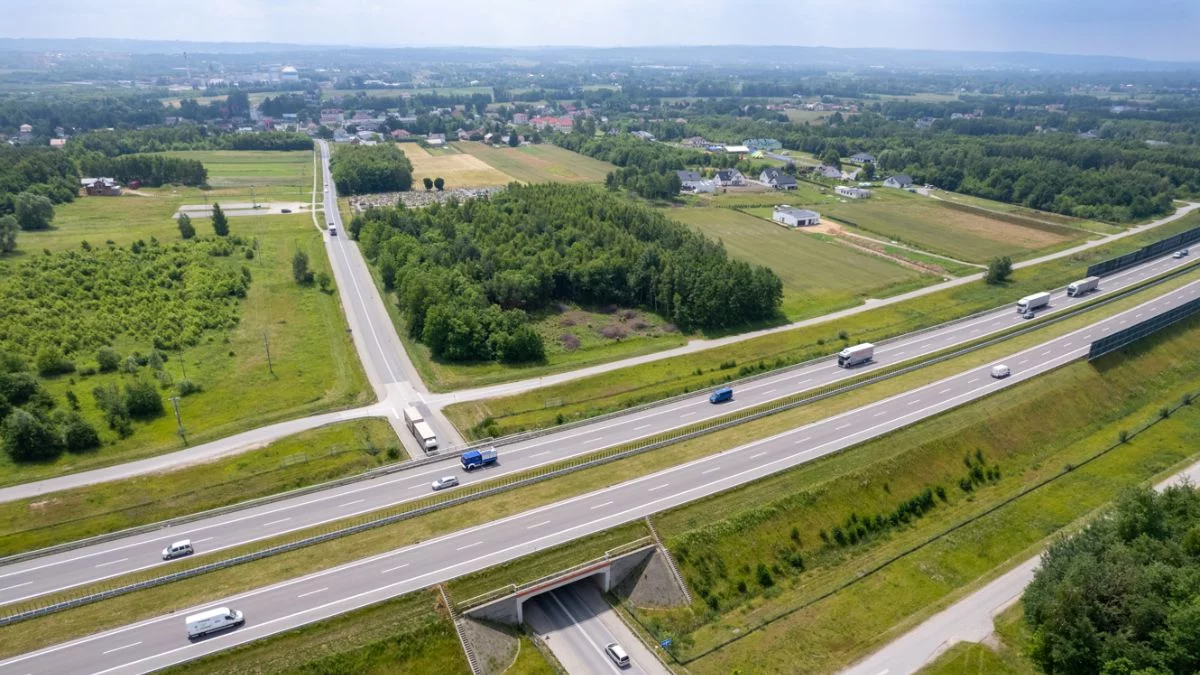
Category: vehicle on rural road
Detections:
[
  {"x1": 991, "y1": 364, "x2": 1011, "y2": 379},
  {"x1": 1067, "y1": 276, "x2": 1100, "y2": 297},
  {"x1": 837, "y1": 343, "x2": 875, "y2": 368},
  {"x1": 161, "y1": 539, "x2": 194, "y2": 560},
  {"x1": 404, "y1": 406, "x2": 438, "y2": 452},
  {"x1": 186, "y1": 607, "x2": 244, "y2": 640},
  {"x1": 461, "y1": 447, "x2": 498, "y2": 471},
  {"x1": 709, "y1": 387, "x2": 734, "y2": 404},
  {"x1": 605, "y1": 642, "x2": 631, "y2": 668},
  {"x1": 432, "y1": 476, "x2": 459, "y2": 491},
  {"x1": 329, "y1": 225, "x2": 337, "y2": 236},
  {"x1": 1016, "y1": 292, "x2": 1051, "y2": 313}
]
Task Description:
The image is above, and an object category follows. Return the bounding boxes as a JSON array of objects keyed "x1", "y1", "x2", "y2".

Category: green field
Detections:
[
  {"x1": 0, "y1": 419, "x2": 398, "y2": 556},
  {"x1": 919, "y1": 605, "x2": 1035, "y2": 675},
  {"x1": 668, "y1": 207, "x2": 936, "y2": 318},
  {"x1": 933, "y1": 190, "x2": 1121, "y2": 235},
  {"x1": 821, "y1": 190, "x2": 1091, "y2": 263},
  {"x1": 455, "y1": 142, "x2": 616, "y2": 183},
  {"x1": 441, "y1": 209, "x2": 1200, "y2": 437},
  {"x1": 163, "y1": 150, "x2": 314, "y2": 193},
  {"x1": 4, "y1": 206, "x2": 370, "y2": 486}
]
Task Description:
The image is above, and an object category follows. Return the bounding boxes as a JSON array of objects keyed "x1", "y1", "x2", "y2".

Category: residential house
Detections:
[
  {"x1": 835, "y1": 186, "x2": 871, "y2": 199},
  {"x1": 760, "y1": 168, "x2": 798, "y2": 190},
  {"x1": 849, "y1": 152, "x2": 875, "y2": 164},
  {"x1": 80, "y1": 177, "x2": 122, "y2": 196},
  {"x1": 813, "y1": 164, "x2": 843, "y2": 180},
  {"x1": 682, "y1": 136, "x2": 708, "y2": 148},
  {"x1": 426, "y1": 133, "x2": 447, "y2": 147},
  {"x1": 676, "y1": 170, "x2": 715, "y2": 193},
  {"x1": 914, "y1": 117, "x2": 936, "y2": 130},
  {"x1": 512, "y1": 112, "x2": 529, "y2": 125},
  {"x1": 319, "y1": 109, "x2": 345, "y2": 125},
  {"x1": 390, "y1": 129, "x2": 411, "y2": 139},
  {"x1": 773, "y1": 206, "x2": 820, "y2": 228},
  {"x1": 631, "y1": 130, "x2": 655, "y2": 141},
  {"x1": 744, "y1": 138, "x2": 782, "y2": 152},
  {"x1": 883, "y1": 174, "x2": 914, "y2": 189},
  {"x1": 48, "y1": 138, "x2": 67, "y2": 148},
  {"x1": 713, "y1": 169, "x2": 745, "y2": 187}
]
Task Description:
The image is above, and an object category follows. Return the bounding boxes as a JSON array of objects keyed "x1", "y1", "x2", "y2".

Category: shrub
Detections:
[
  {"x1": 124, "y1": 379, "x2": 164, "y2": 418},
  {"x1": 756, "y1": 563, "x2": 774, "y2": 588},
  {"x1": 59, "y1": 412, "x2": 101, "y2": 453},
  {"x1": 96, "y1": 347, "x2": 121, "y2": 373},
  {"x1": 35, "y1": 346, "x2": 74, "y2": 376},
  {"x1": 176, "y1": 379, "x2": 202, "y2": 397},
  {"x1": 2, "y1": 409, "x2": 62, "y2": 462}
]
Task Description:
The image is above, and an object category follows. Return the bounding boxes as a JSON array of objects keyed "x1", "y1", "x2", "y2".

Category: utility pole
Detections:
[
  {"x1": 250, "y1": 185, "x2": 258, "y2": 210},
  {"x1": 263, "y1": 330, "x2": 274, "y2": 374},
  {"x1": 170, "y1": 396, "x2": 187, "y2": 446}
]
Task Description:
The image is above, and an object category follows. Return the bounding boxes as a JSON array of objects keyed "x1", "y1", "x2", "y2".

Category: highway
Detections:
[
  {"x1": 3, "y1": 279, "x2": 1197, "y2": 674},
  {"x1": 525, "y1": 583, "x2": 668, "y2": 675},
  {"x1": 1, "y1": 253, "x2": 1196, "y2": 608}
]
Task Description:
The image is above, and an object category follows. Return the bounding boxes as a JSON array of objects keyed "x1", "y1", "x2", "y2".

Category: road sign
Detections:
[{"x1": 660, "y1": 638, "x2": 673, "y2": 649}]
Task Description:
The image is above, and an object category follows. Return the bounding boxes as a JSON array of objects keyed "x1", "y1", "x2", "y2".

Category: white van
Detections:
[
  {"x1": 162, "y1": 539, "x2": 194, "y2": 560},
  {"x1": 185, "y1": 607, "x2": 244, "y2": 639},
  {"x1": 605, "y1": 642, "x2": 630, "y2": 668}
]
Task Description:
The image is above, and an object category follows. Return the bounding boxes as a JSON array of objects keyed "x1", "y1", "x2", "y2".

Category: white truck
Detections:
[
  {"x1": 837, "y1": 343, "x2": 875, "y2": 368},
  {"x1": 1066, "y1": 277, "x2": 1100, "y2": 297},
  {"x1": 412, "y1": 420, "x2": 438, "y2": 452},
  {"x1": 1016, "y1": 292, "x2": 1051, "y2": 313},
  {"x1": 186, "y1": 607, "x2": 244, "y2": 639}
]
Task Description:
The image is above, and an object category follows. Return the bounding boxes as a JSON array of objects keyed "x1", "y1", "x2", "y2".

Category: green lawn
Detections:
[
  {"x1": 0, "y1": 419, "x2": 399, "y2": 556},
  {"x1": 441, "y1": 208, "x2": 1200, "y2": 437},
  {"x1": 163, "y1": 150, "x2": 314, "y2": 194},
  {"x1": 455, "y1": 142, "x2": 616, "y2": 183},
  {"x1": 668, "y1": 206, "x2": 936, "y2": 319},
  {"x1": 820, "y1": 190, "x2": 1090, "y2": 263},
  {"x1": 3, "y1": 211, "x2": 371, "y2": 486}
]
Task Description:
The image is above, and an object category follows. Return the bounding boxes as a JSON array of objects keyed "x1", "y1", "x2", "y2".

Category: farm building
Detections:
[
  {"x1": 884, "y1": 174, "x2": 914, "y2": 189},
  {"x1": 80, "y1": 177, "x2": 122, "y2": 196},
  {"x1": 744, "y1": 138, "x2": 782, "y2": 151},
  {"x1": 724, "y1": 144, "x2": 751, "y2": 154},
  {"x1": 773, "y1": 206, "x2": 821, "y2": 228},
  {"x1": 850, "y1": 152, "x2": 875, "y2": 163},
  {"x1": 714, "y1": 169, "x2": 745, "y2": 186},
  {"x1": 760, "y1": 168, "x2": 798, "y2": 190},
  {"x1": 835, "y1": 186, "x2": 872, "y2": 199}
]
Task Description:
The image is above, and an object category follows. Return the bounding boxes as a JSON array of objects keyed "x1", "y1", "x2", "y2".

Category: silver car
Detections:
[{"x1": 431, "y1": 476, "x2": 459, "y2": 491}]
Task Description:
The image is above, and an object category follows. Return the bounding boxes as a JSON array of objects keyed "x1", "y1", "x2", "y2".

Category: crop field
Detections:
[
  {"x1": 398, "y1": 142, "x2": 515, "y2": 188},
  {"x1": 455, "y1": 142, "x2": 616, "y2": 183},
  {"x1": 820, "y1": 191, "x2": 1090, "y2": 263},
  {"x1": 668, "y1": 207, "x2": 936, "y2": 319}
]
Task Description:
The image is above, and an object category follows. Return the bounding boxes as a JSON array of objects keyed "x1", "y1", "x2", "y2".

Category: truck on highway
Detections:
[
  {"x1": 412, "y1": 421, "x2": 438, "y2": 452},
  {"x1": 186, "y1": 607, "x2": 244, "y2": 639},
  {"x1": 1016, "y1": 292, "x2": 1051, "y2": 313},
  {"x1": 1066, "y1": 277, "x2": 1099, "y2": 297},
  {"x1": 461, "y1": 447, "x2": 498, "y2": 471},
  {"x1": 837, "y1": 343, "x2": 875, "y2": 368}
]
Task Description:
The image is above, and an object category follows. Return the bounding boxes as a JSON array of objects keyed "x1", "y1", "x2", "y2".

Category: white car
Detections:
[
  {"x1": 1174, "y1": 249, "x2": 1188, "y2": 259},
  {"x1": 605, "y1": 642, "x2": 630, "y2": 668},
  {"x1": 431, "y1": 476, "x2": 459, "y2": 491},
  {"x1": 162, "y1": 539, "x2": 194, "y2": 560},
  {"x1": 991, "y1": 364, "x2": 1011, "y2": 379}
]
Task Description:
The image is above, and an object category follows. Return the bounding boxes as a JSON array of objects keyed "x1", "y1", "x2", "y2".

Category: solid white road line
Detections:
[
  {"x1": 0, "y1": 581, "x2": 32, "y2": 592},
  {"x1": 339, "y1": 499, "x2": 365, "y2": 508},
  {"x1": 297, "y1": 587, "x2": 328, "y2": 599},
  {"x1": 101, "y1": 642, "x2": 142, "y2": 656},
  {"x1": 590, "y1": 501, "x2": 614, "y2": 510},
  {"x1": 456, "y1": 542, "x2": 482, "y2": 551},
  {"x1": 262, "y1": 518, "x2": 291, "y2": 527}
]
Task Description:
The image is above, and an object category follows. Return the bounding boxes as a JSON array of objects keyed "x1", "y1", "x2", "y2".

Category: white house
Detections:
[
  {"x1": 849, "y1": 152, "x2": 875, "y2": 164},
  {"x1": 883, "y1": 174, "x2": 914, "y2": 189},
  {"x1": 713, "y1": 169, "x2": 745, "y2": 186},
  {"x1": 760, "y1": 168, "x2": 798, "y2": 190},
  {"x1": 773, "y1": 206, "x2": 821, "y2": 228},
  {"x1": 835, "y1": 186, "x2": 872, "y2": 199}
]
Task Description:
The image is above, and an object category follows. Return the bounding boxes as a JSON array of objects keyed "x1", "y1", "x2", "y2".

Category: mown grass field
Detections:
[
  {"x1": 160, "y1": 590, "x2": 471, "y2": 675},
  {"x1": 4, "y1": 279, "x2": 1193, "y2": 656},
  {"x1": 668, "y1": 206, "x2": 937, "y2": 319},
  {"x1": 441, "y1": 208, "x2": 1200, "y2": 437},
  {"x1": 820, "y1": 190, "x2": 1090, "y2": 263},
  {"x1": 0, "y1": 419, "x2": 398, "y2": 556},
  {"x1": 455, "y1": 142, "x2": 615, "y2": 183},
  {"x1": 635, "y1": 313, "x2": 1200, "y2": 673},
  {"x1": 933, "y1": 190, "x2": 1121, "y2": 235},
  {"x1": 4, "y1": 210, "x2": 371, "y2": 486},
  {"x1": 398, "y1": 141, "x2": 515, "y2": 188},
  {"x1": 163, "y1": 150, "x2": 314, "y2": 193}
]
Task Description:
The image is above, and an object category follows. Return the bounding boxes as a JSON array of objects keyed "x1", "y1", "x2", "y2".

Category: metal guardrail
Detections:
[
  {"x1": 8, "y1": 266, "x2": 1194, "y2": 626},
  {"x1": 1089, "y1": 295, "x2": 1200, "y2": 360}
]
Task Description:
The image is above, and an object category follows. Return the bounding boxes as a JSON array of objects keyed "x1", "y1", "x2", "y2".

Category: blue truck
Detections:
[
  {"x1": 709, "y1": 387, "x2": 733, "y2": 404},
  {"x1": 460, "y1": 447, "x2": 498, "y2": 471}
]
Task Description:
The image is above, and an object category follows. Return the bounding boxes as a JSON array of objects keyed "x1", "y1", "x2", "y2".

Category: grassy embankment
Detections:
[
  {"x1": 0, "y1": 150, "x2": 371, "y2": 486},
  {"x1": 3, "y1": 269, "x2": 1192, "y2": 657},
  {"x1": 444, "y1": 208, "x2": 1200, "y2": 438},
  {"x1": 628, "y1": 312, "x2": 1200, "y2": 673},
  {"x1": 0, "y1": 419, "x2": 399, "y2": 557}
]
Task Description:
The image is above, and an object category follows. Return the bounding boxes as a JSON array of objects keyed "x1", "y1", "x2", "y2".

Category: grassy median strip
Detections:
[
  {"x1": 0, "y1": 274, "x2": 1194, "y2": 656},
  {"x1": 446, "y1": 210, "x2": 1200, "y2": 438},
  {"x1": 0, "y1": 419, "x2": 401, "y2": 558}
]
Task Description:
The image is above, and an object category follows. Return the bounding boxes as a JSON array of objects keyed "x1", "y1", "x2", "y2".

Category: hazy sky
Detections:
[{"x1": 6, "y1": 0, "x2": 1200, "y2": 61}]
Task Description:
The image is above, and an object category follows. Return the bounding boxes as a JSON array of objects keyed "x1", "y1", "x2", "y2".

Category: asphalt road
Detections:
[
  {"x1": 842, "y1": 427, "x2": 1200, "y2": 675},
  {"x1": 525, "y1": 582, "x2": 668, "y2": 675},
  {"x1": 1, "y1": 254, "x2": 1195, "y2": 609},
  {"x1": 3, "y1": 280, "x2": 1197, "y2": 675}
]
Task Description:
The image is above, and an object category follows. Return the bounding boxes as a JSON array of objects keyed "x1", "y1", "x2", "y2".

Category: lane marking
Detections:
[
  {"x1": 297, "y1": 587, "x2": 328, "y2": 599},
  {"x1": 262, "y1": 518, "x2": 291, "y2": 527},
  {"x1": 763, "y1": 389, "x2": 776, "y2": 396},
  {"x1": 94, "y1": 558, "x2": 129, "y2": 568},
  {"x1": 633, "y1": 424, "x2": 651, "y2": 431},
  {"x1": 590, "y1": 501, "x2": 615, "y2": 510},
  {"x1": 457, "y1": 542, "x2": 482, "y2": 551},
  {"x1": 526, "y1": 521, "x2": 551, "y2": 530},
  {"x1": 937, "y1": 388, "x2": 951, "y2": 395},
  {"x1": 382, "y1": 564, "x2": 409, "y2": 574},
  {"x1": 968, "y1": 377, "x2": 980, "y2": 384},
  {"x1": 750, "y1": 452, "x2": 767, "y2": 459},
  {"x1": 874, "y1": 411, "x2": 887, "y2": 417},
  {"x1": 531, "y1": 451, "x2": 551, "y2": 458},
  {"x1": 835, "y1": 423, "x2": 852, "y2": 430},
  {"x1": 680, "y1": 412, "x2": 695, "y2": 418},
  {"x1": 192, "y1": 537, "x2": 214, "y2": 544},
  {"x1": 339, "y1": 499, "x2": 365, "y2": 508},
  {"x1": 701, "y1": 467, "x2": 722, "y2": 475},
  {"x1": 0, "y1": 581, "x2": 32, "y2": 592},
  {"x1": 101, "y1": 642, "x2": 142, "y2": 656},
  {"x1": 907, "y1": 399, "x2": 920, "y2": 406}
]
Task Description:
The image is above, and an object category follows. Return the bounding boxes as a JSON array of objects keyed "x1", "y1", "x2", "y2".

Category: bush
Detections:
[
  {"x1": 35, "y1": 346, "x2": 75, "y2": 376},
  {"x1": 123, "y1": 379, "x2": 164, "y2": 418},
  {"x1": 2, "y1": 409, "x2": 62, "y2": 462},
  {"x1": 96, "y1": 347, "x2": 121, "y2": 373},
  {"x1": 176, "y1": 379, "x2": 202, "y2": 397},
  {"x1": 59, "y1": 411, "x2": 101, "y2": 453},
  {"x1": 984, "y1": 256, "x2": 1013, "y2": 285},
  {"x1": 756, "y1": 562, "x2": 774, "y2": 588}
]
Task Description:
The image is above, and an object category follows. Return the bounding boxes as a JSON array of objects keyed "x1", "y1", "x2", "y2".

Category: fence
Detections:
[
  {"x1": 1089, "y1": 295, "x2": 1200, "y2": 360},
  {"x1": 1087, "y1": 225, "x2": 1200, "y2": 277}
]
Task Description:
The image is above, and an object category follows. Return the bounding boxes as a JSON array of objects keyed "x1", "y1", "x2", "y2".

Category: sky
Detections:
[{"x1": 4, "y1": 0, "x2": 1199, "y2": 61}]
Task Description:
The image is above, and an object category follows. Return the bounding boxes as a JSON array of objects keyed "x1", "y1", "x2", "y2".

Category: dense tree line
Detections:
[
  {"x1": 353, "y1": 184, "x2": 782, "y2": 363},
  {"x1": 330, "y1": 144, "x2": 414, "y2": 195},
  {"x1": 0, "y1": 92, "x2": 166, "y2": 137},
  {"x1": 1024, "y1": 485, "x2": 1200, "y2": 674},
  {"x1": 605, "y1": 166, "x2": 682, "y2": 200},
  {"x1": 69, "y1": 128, "x2": 312, "y2": 156},
  {"x1": 0, "y1": 145, "x2": 79, "y2": 212},
  {"x1": 78, "y1": 153, "x2": 207, "y2": 187}
]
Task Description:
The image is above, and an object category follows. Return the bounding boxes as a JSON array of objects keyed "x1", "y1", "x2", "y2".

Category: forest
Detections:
[
  {"x1": 78, "y1": 153, "x2": 208, "y2": 187},
  {"x1": 0, "y1": 145, "x2": 80, "y2": 211},
  {"x1": 352, "y1": 184, "x2": 782, "y2": 363},
  {"x1": 1024, "y1": 485, "x2": 1200, "y2": 674},
  {"x1": 331, "y1": 143, "x2": 414, "y2": 195},
  {"x1": 69, "y1": 128, "x2": 313, "y2": 156}
]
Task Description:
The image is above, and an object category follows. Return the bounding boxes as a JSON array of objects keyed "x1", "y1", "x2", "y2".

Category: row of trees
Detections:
[
  {"x1": 0, "y1": 145, "x2": 80, "y2": 210},
  {"x1": 605, "y1": 166, "x2": 682, "y2": 200},
  {"x1": 353, "y1": 184, "x2": 783, "y2": 363},
  {"x1": 69, "y1": 128, "x2": 312, "y2": 157},
  {"x1": 330, "y1": 144, "x2": 414, "y2": 195},
  {"x1": 78, "y1": 153, "x2": 208, "y2": 187}
]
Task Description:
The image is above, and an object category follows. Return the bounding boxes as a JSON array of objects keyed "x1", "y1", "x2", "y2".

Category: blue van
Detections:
[{"x1": 709, "y1": 387, "x2": 733, "y2": 404}]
